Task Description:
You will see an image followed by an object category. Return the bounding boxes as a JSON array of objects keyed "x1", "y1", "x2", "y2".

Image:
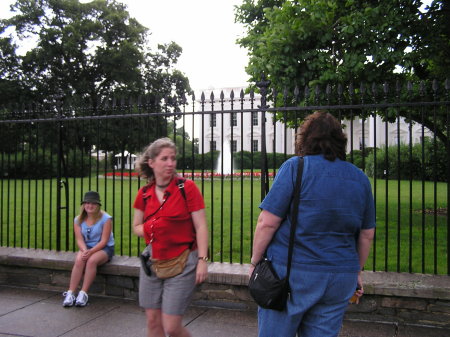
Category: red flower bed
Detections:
[
  {"x1": 105, "y1": 172, "x2": 139, "y2": 177},
  {"x1": 104, "y1": 171, "x2": 274, "y2": 178},
  {"x1": 180, "y1": 172, "x2": 275, "y2": 178}
]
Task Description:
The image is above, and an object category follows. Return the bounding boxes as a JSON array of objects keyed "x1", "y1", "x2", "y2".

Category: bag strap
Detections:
[
  {"x1": 285, "y1": 157, "x2": 304, "y2": 287},
  {"x1": 142, "y1": 177, "x2": 187, "y2": 223},
  {"x1": 176, "y1": 178, "x2": 187, "y2": 201}
]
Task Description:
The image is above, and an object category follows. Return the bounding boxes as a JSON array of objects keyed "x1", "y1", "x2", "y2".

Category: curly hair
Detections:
[
  {"x1": 295, "y1": 111, "x2": 347, "y2": 161},
  {"x1": 135, "y1": 137, "x2": 177, "y2": 182}
]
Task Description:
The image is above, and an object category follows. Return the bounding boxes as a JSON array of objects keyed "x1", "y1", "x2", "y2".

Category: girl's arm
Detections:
[{"x1": 74, "y1": 220, "x2": 88, "y2": 252}]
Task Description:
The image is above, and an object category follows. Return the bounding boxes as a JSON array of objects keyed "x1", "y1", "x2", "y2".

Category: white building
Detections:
[
  {"x1": 193, "y1": 88, "x2": 296, "y2": 155},
  {"x1": 191, "y1": 87, "x2": 432, "y2": 156},
  {"x1": 114, "y1": 151, "x2": 137, "y2": 170},
  {"x1": 343, "y1": 116, "x2": 433, "y2": 153}
]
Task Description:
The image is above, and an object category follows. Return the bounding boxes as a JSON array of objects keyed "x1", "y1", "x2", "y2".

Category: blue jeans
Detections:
[{"x1": 258, "y1": 261, "x2": 357, "y2": 337}]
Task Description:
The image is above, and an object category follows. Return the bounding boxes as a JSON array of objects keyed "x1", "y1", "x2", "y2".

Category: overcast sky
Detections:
[{"x1": 0, "y1": 0, "x2": 251, "y2": 92}]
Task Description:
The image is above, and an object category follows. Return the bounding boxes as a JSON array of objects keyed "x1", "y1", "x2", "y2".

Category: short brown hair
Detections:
[
  {"x1": 295, "y1": 111, "x2": 347, "y2": 161},
  {"x1": 135, "y1": 137, "x2": 177, "y2": 182}
]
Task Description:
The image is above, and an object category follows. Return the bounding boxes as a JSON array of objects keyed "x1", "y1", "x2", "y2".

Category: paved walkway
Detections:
[{"x1": 1, "y1": 286, "x2": 449, "y2": 337}]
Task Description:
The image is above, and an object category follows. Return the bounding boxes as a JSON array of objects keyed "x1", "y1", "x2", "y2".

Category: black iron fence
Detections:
[{"x1": 1, "y1": 78, "x2": 449, "y2": 275}]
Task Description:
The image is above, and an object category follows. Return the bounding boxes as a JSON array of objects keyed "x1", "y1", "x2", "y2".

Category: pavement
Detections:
[{"x1": 1, "y1": 286, "x2": 450, "y2": 337}]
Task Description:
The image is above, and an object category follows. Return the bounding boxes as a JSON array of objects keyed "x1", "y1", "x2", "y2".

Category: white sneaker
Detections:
[
  {"x1": 62, "y1": 291, "x2": 75, "y2": 307},
  {"x1": 75, "y1": 290, "x2": 89, "y2": 307}
]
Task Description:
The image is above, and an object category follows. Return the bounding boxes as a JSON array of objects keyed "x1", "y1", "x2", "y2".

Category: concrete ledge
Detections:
[
  {"x1": 1, "y1": 247, "x2": 449, "y2": 299},
  {"x1": 2, "y1": 247, "x2": 450, "y2": 328},
  {"x1": 0, "y1": 247, "x2": 247, "y2": 286},
  {"x1": 363, "y1": 270, "x2": 450, "y2": 300}
]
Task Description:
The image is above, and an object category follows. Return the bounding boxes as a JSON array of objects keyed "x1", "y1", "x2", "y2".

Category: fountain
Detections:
[{"x1": 216, "y1": 140, "x2": 233, "y2": 175}]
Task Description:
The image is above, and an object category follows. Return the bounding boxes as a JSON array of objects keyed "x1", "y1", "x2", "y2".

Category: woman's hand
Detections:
[
  {"x1": 353, "y1": 273, "x2": 365, "y2": 303},
  {"x1": 195, "y1": 259, "x2": 208, "y2": 284}
]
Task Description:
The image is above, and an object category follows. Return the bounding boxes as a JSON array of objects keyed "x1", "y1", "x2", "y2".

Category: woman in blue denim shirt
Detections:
[
  {"x1": 250, "y1": 111, "x2": 376, "y2": 337},
  {"x1": 62, "y1": 191, "x2": 115, "y2": 307}
]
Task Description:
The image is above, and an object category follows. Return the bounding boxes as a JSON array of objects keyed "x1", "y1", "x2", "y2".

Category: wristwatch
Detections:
[{"x1": 198, "y1": 256, "x2": 209, "y2": 262}]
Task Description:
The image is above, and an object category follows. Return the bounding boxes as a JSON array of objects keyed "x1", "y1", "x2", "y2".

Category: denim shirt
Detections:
[{"x1": 260, "y1": 155, "x2": 376, "y2": 272}]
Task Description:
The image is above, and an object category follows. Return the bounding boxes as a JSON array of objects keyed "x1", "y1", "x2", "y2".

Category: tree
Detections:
[
  {"x1": 235, "y1": 0, "x2": 449, "y2": 144},
  {"x1": 0, "y1": 36, "x2": 27, "y2": 106},
  {"x1": 1, "y1": 0, "x2": 147, "y2": 104},
  {"x1": 0, "y1": 0, "x2": 192, "y2": 158}
]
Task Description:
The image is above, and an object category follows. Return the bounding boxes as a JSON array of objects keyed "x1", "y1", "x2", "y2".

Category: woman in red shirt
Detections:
[{"x1": 133, "y1": 137, "x2": 208, "y2": 337}]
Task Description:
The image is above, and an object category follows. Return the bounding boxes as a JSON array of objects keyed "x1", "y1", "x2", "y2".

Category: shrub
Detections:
[
  {"x1": 177, "y1": 151, "x2": 295, "y2": 171},
  {"x1": 0, "y1": 149, "x2": 96, "y2": 179},
  {"x1": 365, "y1": 138, "x2": 447, "y2": 181}
]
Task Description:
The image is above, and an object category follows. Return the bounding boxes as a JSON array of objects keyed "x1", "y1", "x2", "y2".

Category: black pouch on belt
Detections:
[{"x1": 140, "y1": 246, "x2": 152, "y2": 276}]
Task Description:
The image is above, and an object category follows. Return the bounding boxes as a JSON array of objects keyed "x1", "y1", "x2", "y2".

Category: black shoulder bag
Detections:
[{"x1": 248, "y1": 157, "x2": 304, "y2": 311}]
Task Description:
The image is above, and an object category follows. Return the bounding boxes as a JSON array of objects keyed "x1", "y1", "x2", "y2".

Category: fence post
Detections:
[
  {"x1": 56, "y1": 99, "x2": 62, "y2": 251},
  {"x1": 256, "y1": 75, "x2": 271, "y2": 201},
  {"x1": 56, "y1": 97, "x2": 69, "y2": 252}
]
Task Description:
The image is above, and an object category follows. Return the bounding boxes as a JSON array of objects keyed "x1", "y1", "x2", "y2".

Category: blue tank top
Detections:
[{"x1": 75, "y1": 212, "x2": 115, "y2": 248}]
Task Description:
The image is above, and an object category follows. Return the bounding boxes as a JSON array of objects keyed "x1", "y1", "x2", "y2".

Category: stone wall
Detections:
[{"x1": 1, "y1": 247, "x2": 449, "y2": 328}]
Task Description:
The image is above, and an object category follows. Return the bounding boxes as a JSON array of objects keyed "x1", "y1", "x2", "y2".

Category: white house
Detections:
[
  {"x1": 192, "y1": 88, "x2": 296, "y2": 155},
  {"x1": 343, "y1": 116, "x2": 432, "y2": 152},
  {"x1": 189, "y1": 87, "x2": 432, "y2": 156},
  {"x1": 114, "y1": 151, "x2": 137, "y2": 170}
]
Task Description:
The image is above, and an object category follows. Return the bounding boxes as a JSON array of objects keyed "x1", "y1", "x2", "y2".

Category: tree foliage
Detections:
[
  {"x1": 236, "y1": 0, "x2": 448, "y2": 85},
  {"x1": 0, "y1": 0, "x2": 191, "y2": 106},
  {"x1": 235, "y1": 0, "x2": 449, "y2": 144},
  {"x1": 0, "y1": 0, "x2": 193, "y2": 160}
]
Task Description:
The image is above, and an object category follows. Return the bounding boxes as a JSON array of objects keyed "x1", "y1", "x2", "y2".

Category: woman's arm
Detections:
[
  {"x1": 354, "y1": 227, "x2": 375, "y2": 302},
  {"x1": 133, "y1": 209, "x2": 145, "y2": 238},
  {"x1": 191, "y1": 208, "x2": 208, "y2": 284},
  {"x1": 358, "y1": 228, "x2": 375, "y2": 271},
  {"x1": 249, "y1": 209, "x2": 283, "y2": 275}
]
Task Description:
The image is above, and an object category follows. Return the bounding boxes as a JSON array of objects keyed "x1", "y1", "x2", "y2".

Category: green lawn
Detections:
[{"x1": 0, "y1": 175, "x2": 448, "y2": 274}]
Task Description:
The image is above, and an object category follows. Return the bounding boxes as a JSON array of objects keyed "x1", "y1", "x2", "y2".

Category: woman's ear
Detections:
[{"x1": 147, "y1": 158, "x2": 153, "y2": 168}]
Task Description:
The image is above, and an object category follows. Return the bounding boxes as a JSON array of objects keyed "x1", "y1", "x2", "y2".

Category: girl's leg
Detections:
[
  {"x1": 80, "y1": 250, "x2": 108, "y2": 293},
  {"x1": 162, "y1": 313, "x2": 191, "y2": 337},
  {"x1": 146, "y1": 309, "x2": 165, "y2": 337},
  {"x1": 68, "y1": 251, "x2": 86, "y2": 291}
]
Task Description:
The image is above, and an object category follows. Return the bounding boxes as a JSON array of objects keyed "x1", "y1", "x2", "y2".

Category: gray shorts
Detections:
[{"x1": 139, "y1": 248, "x2": 198, "y2": 315}]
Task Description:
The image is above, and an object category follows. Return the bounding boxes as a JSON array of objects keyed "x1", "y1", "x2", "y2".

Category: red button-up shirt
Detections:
[{"x1": 133, "y1": 177, "x2": 205, "y2": 259}]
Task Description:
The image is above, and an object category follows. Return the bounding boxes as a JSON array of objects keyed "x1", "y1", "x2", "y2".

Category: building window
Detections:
[
  {"x1": 210, "y1": 114, "x2": 216, "y2": 127},
  {"x1": 231, "y1": 112, "x2": 237, "y2": 127},
  {"x1": 252, "y1": 112, "x2": 258, "y2": 126},
  {"x1": 252, "y1": 140, "x2": 258, "y2": 152},
  {"x1": 210, "y1": 140, "x2": 216, "y2": 152},
  {"x1": 231, "y1": 140, "x2": 237, "y2": 152}
]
